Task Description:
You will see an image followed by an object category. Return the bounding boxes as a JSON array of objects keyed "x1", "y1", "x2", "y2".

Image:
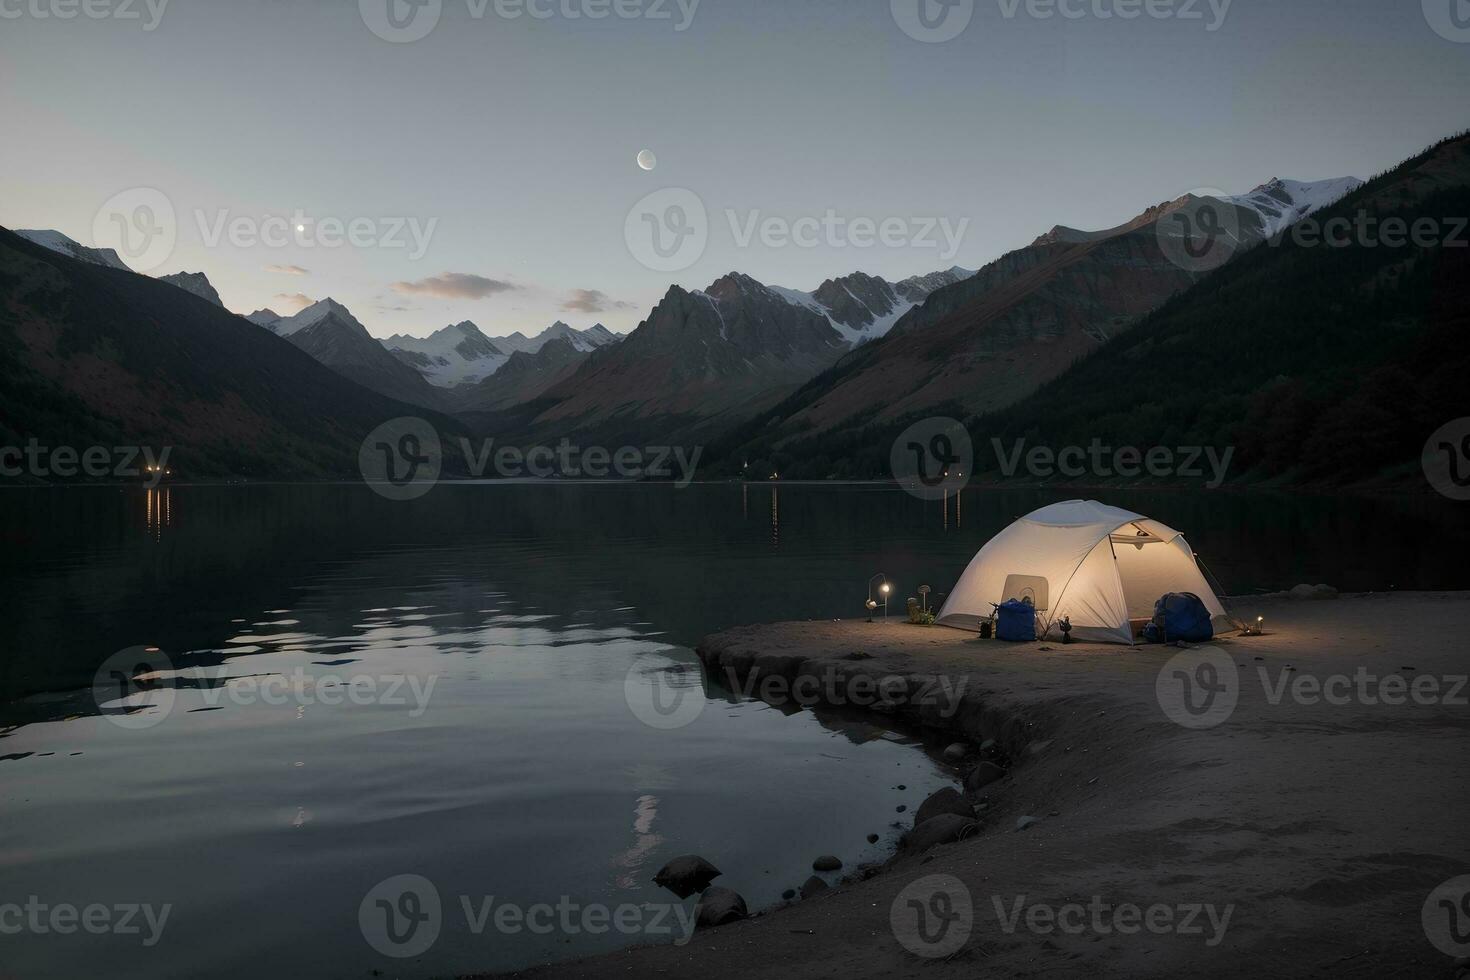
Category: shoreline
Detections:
[
  {"x1": 474, "y1": 591, "x2": 1470, "y2": 979},
  {"x1": 0, "y1": 476, "x2": 1448, "y2": 498}
]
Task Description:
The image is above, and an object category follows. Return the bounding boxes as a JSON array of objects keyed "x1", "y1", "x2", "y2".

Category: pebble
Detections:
[{"x1": 1015, "y1": 815, "x2": 1040, "y2": 831}]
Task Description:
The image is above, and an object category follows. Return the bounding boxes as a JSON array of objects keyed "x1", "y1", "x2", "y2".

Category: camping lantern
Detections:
[{"x1": 867, "y1": 574, "x2": 891, "y2": 622}]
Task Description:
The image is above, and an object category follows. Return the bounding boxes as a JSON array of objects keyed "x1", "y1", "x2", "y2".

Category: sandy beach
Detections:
[{"x1": 478, "y1": 591, "x2": 1470, "y2": 979}]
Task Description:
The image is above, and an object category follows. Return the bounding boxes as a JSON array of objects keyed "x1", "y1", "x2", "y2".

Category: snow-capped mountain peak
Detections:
[
  {"x1": 271, "y1": 298, "x2": 356, "y2": 336},
  {"x1": 1224, "y1": 176, "x2": 1365, "y2": 239},
  {"x1": 15, "y1": 229, "x2": 131, "y2": 271},
  {"x1": 583, "y1": 323, "x2": 620, "y2": 345},
  {"x1": 383, "y1": 320, "x2": 509, "y2": 388},
  {"x1": 766, "y1": 265, "x2": 973, "y2": 346},
  {"x1": 246, "y1": 309, "x2": 282, "y2": 327},
  {"x1": 495, "y1": 321, "x2": 623, "y2": 355}
]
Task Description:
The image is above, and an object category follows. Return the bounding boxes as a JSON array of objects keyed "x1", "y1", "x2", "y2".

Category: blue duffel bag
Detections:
[
  {"x1": 994, "y1": 598, "x2": 1037, "y2": 642},
  {"x1": 1146, "y1": 592, "x2": 1214, "y2": 643}
]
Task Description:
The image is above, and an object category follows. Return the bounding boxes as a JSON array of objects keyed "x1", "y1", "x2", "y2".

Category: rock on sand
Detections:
[
  {"x1": 695, "y1": 887, "x2": 748, "y2": 928},
  {"x1": 965, "y1": 761, "x2": 1006, "y2": 793},
  {"x1": 914, "y1": 786, "x2": 975, "y2": 827},
  {"x1": 653, "y1": 855, "x2": 721, "y2": 898},
  {"x1": 902, "y1": 813, "x2": 978, "y2": 853}
]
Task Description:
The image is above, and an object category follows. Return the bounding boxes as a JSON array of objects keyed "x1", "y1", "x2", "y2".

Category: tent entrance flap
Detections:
[{"x1": 1000, "y1": 574, "x2": 1050, "y2": 610}]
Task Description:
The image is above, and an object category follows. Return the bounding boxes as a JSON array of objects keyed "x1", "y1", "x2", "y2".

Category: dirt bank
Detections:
[{"x1": 475, "y1": 592, "x2": 1470, "y2": 979}]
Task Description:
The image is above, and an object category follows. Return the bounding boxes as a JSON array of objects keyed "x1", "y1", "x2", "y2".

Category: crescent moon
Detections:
[{"x1": 636, "y1": 149, "x2": 657, "y2": 172}]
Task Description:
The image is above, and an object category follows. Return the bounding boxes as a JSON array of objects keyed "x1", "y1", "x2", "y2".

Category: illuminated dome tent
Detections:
[{"x1": 936, "y1": 500, "x2": 1228, "y2": 644}]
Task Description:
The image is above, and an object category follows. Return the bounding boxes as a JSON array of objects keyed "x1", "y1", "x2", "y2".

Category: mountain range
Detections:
[
  {"x1": 6, "y1": 131, "x2": 1460, "y2": 490},
  {"x1": 383, "y1": 320, "x2": 620, "y2": 390},
  {"x1": 706, "y1": 134, "x2": 1467, "y2": 485},
  {"x1": 0, "y1": 228, "x2": 467, "y2": 480},
  {"x1": 700, "y1": 176, "x2": 1365, "y2": 467},
  {"x1": 478, "y1": 266, "x2": 976, "y2": 443}
]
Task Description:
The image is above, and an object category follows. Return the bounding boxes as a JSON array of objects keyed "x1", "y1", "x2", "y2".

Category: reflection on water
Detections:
[
  {"x1": 1, "y1": 483, "x2": 1468, "y2": 979},
  {"x1": 771, "y1": 484, "x2": 779, "y2": 547},
  {"x1": 144, "y1": 486, "x2": 171, "y2": 539},
  {"x1": 942, "y1": 486, "x2": 961, "y2": 530},
  {"x1": 611, "y1": 794, "x2": 664, "y2": 890}
]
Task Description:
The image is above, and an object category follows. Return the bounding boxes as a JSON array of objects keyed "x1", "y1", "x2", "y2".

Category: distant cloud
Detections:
[
  {"x1": 391, "y1": 272, "x2": 518, "y2": 300},
  {"x1": 562, "y1": 288, "x2": 635, "y2": 314},
  {"x1": 265, "y1": 264, "x2": 309, "y2": 276},
  {"x1": 274, "y1": 292, "x2": 315, "y2": 312}
]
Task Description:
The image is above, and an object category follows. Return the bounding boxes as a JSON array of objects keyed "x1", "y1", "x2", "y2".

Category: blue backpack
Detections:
[
  {"x1": 1144, "y1": 592, "x2": 1214, "y2": 643},
  {"x1": 994, "y1": 599, "x2": 1036, "y2": 642}
]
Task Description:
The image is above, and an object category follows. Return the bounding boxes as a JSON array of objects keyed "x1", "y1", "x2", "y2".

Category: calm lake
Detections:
[{"x1": 2, "y1": 483, "x2": 1467, "y2": 978}]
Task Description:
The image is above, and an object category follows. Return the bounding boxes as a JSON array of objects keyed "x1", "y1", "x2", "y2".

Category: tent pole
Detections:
[{"x1": 1105, "y1": 534, "x2": 1136, "y2": 646}]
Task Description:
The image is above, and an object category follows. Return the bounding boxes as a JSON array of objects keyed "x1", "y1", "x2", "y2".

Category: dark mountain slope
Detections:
[
  {"x1": 707, "y1": 132, "x2": 1470, "y2": 487},
  {"x1": 0, "y1": 226, "x2": 465, "y2": 480},
  {"x1": 973, "y1": 133, "x2": 1470, "y2": 487}
]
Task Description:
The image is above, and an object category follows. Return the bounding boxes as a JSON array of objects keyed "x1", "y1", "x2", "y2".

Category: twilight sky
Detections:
[{"x1": 1, "y1": 0, "x2": 1466, "y2": 339}]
